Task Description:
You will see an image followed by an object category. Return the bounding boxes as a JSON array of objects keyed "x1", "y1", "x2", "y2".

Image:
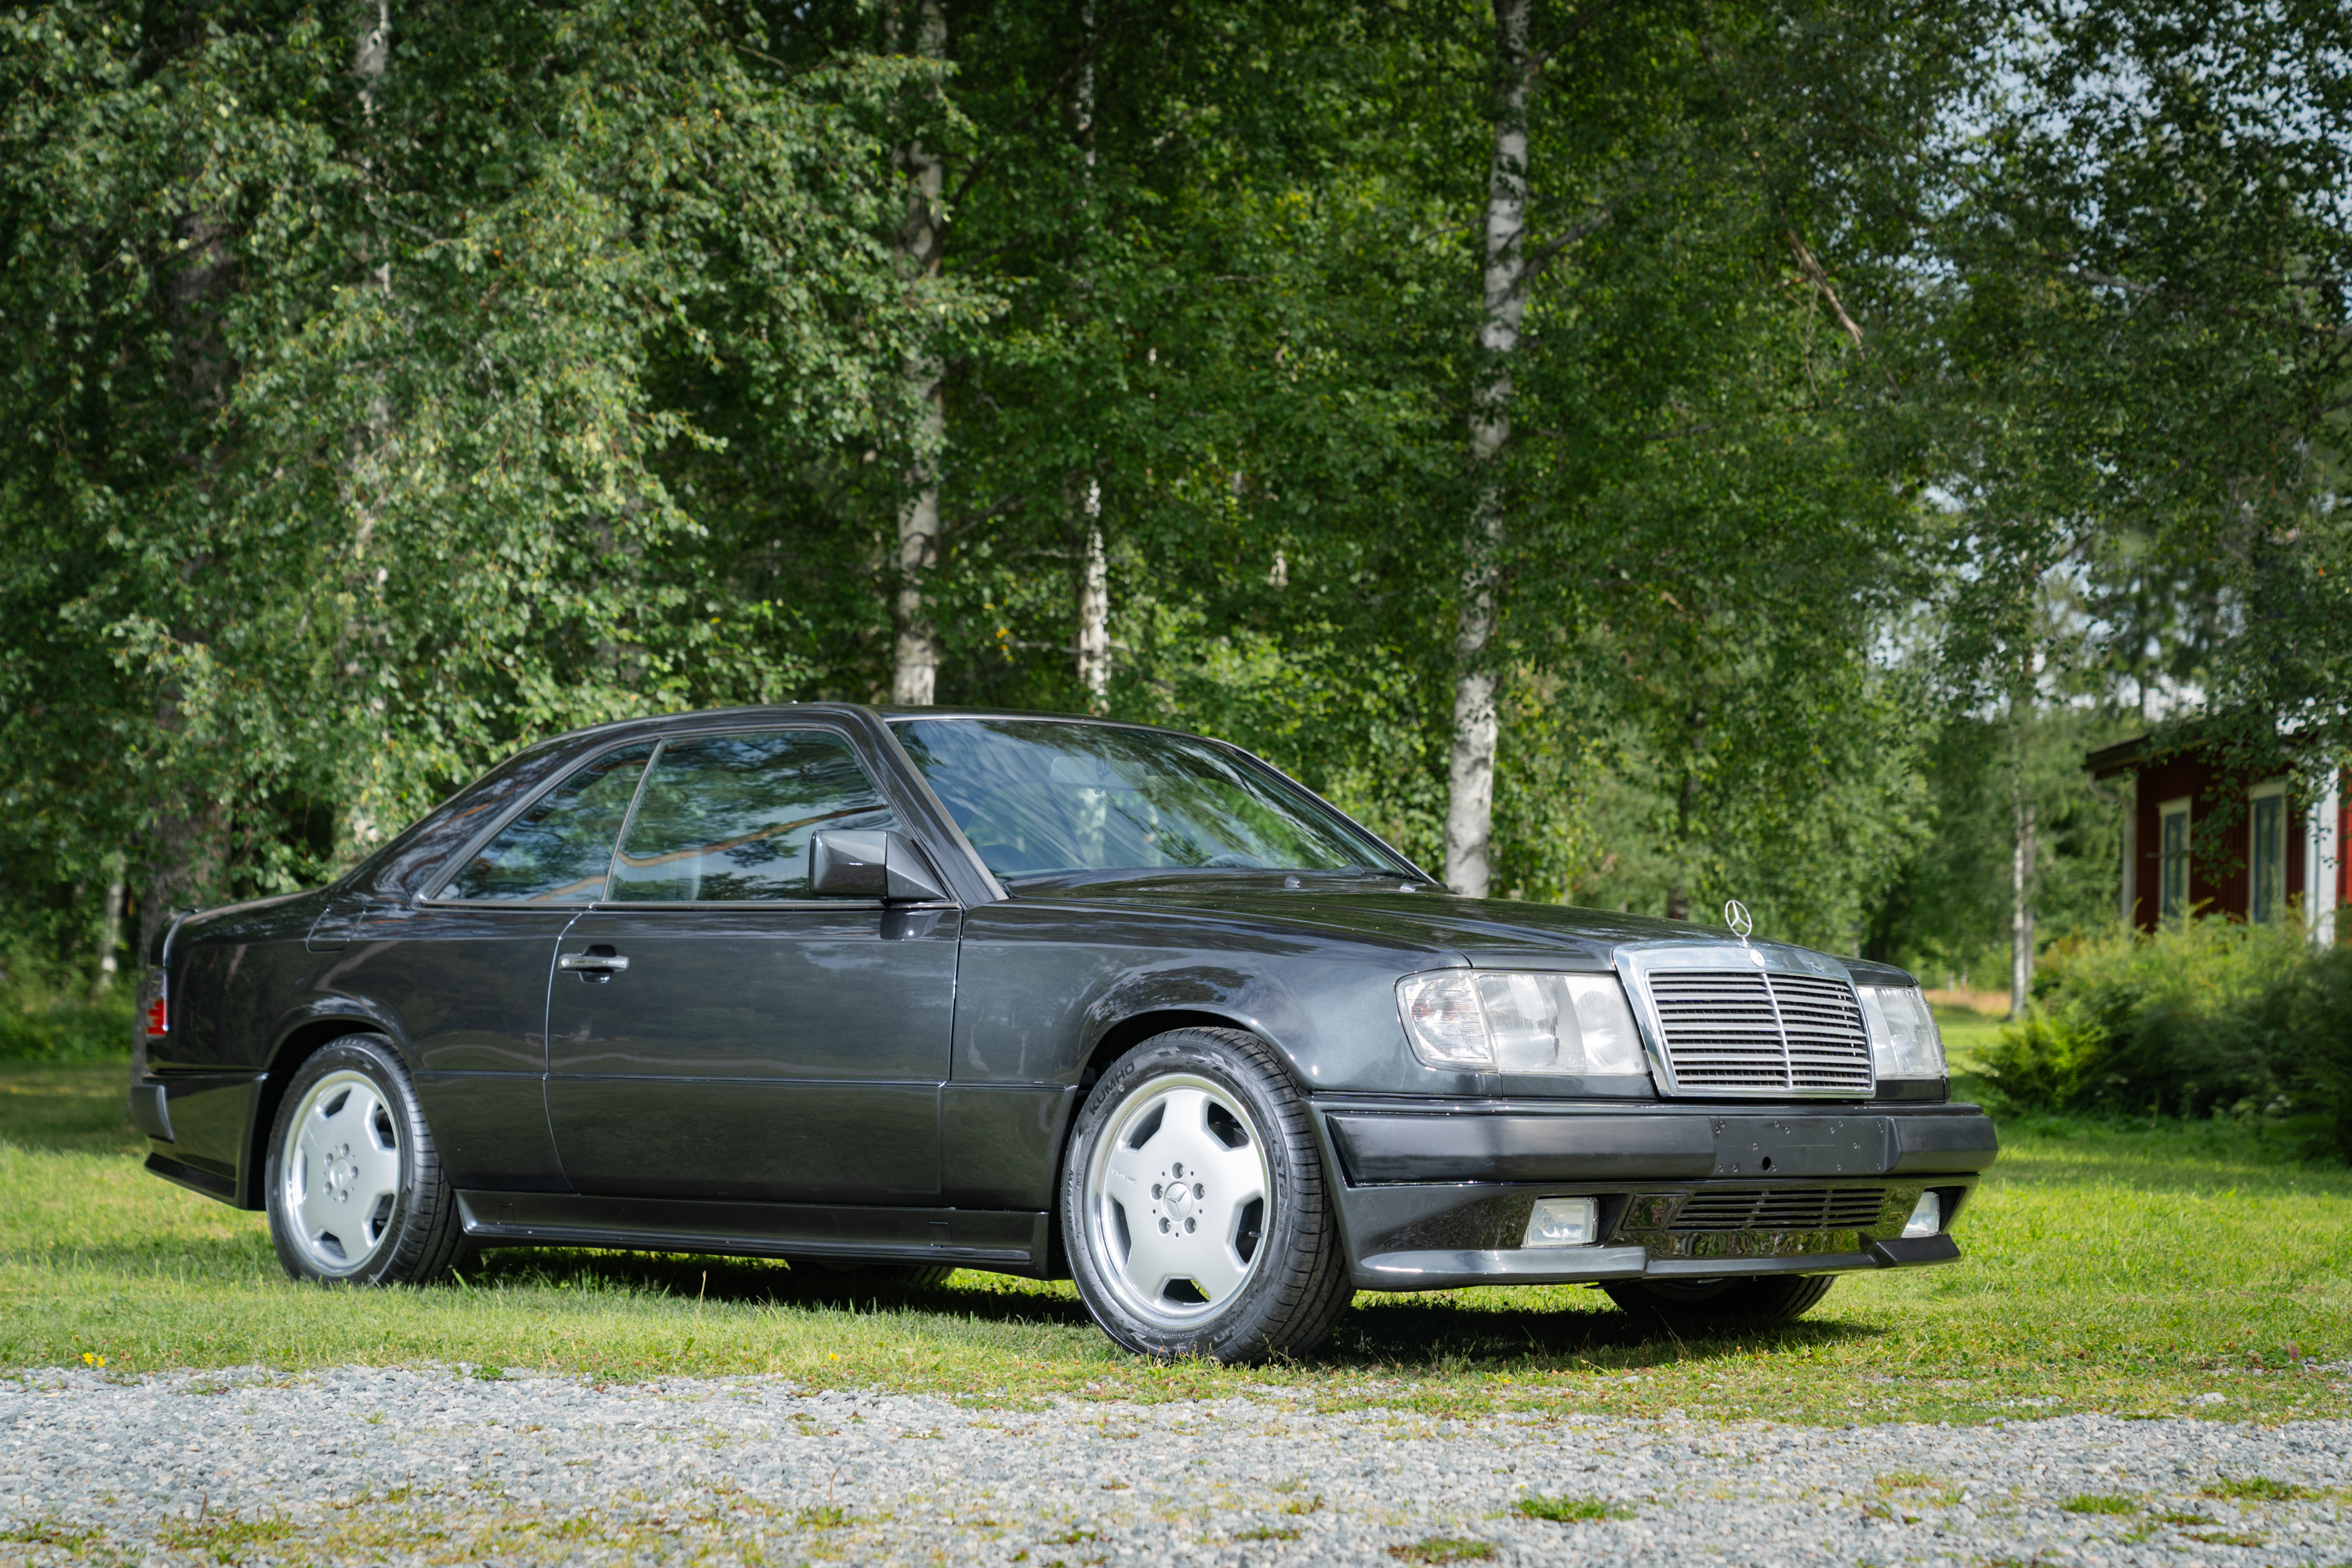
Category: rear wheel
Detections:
[
  {"x1": 264, "y1": 1034, "x2": 466, "y2": 1287},
  {"x1": 1602, "y1": 1273, "x2": 1836, "y2": 1329},
  {"x1": 1062, "y1": 1028, "x2": 1348, "y2": 1363}
]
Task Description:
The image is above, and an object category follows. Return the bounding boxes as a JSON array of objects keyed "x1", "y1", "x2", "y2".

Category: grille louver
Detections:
[
  {"x1": 1646, "y1": 969, "x2": 1873, "y2": 1094},
  {"x1": 1670, "y1": 1187, "x2": 1887, "y2": 1232}
]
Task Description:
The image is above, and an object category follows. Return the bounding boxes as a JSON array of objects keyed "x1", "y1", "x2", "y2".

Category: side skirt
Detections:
[{"x1": 454, "y1": 1191, "x2": 1051, "y2": 1277}]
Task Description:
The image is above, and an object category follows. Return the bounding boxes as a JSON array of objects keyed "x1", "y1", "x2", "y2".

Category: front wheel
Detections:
[
  {"x1": 1602, "y1": 1273, "x2": 1836, "y2": 1330},
  {"x1": 264, "y1": 1033, "x2": 466, "y2": 1287},
  {"x1": 1062, "y1": 1028, "x2": 1348, "y2": 1363}
]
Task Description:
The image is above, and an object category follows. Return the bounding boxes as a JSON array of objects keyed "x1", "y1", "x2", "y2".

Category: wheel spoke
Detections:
[
  {"x1": 319, "y1": 1087, "x2": 376, "y2": 1143},
  {"x1": 1190, "y1": 1235, "x2": 1250, "y2": 1306},
  {"x1": 348, "y1": 1138, "x2": 401, "y2": 1210},
  {"x1": 1150, "y1": 1088, "x2": 1212, "y2": 1156},
  {"x1": 1103, "y1": 1132, "x2": 1158, "y2": 1196},
  {"x1": 1118, "y1": 1207, "x2": 1186, "y2": 1300},
  {"x1": 296, "y1": 1158, "x2": 341, "y2": 1247},
  {"x1": 1195, "y1": 1138, "x2": 1265, "y2": 1208}
]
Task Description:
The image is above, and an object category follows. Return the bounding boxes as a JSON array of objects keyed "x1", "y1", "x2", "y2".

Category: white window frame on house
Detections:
[
  {"x1": 2249, "y1": 779, "x2": 2288, "y2": 924},
  {"x1": 2158, "y1": 796, "x2": 2193, "y2": 920},
  {"x1": 2312, "y1": 770, "x2": 2343, "y2": 948}
]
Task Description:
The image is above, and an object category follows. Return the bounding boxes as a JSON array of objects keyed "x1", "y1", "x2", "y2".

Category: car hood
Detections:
[{"x1": 1022, "y1": 873, "x2": 1860, "y2": 975}]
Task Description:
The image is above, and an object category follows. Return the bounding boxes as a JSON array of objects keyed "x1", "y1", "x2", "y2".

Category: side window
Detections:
[
  {"x1": 610, "y1": 731, "x2": 898, "y2": 901},
  {"x1": 441, "y1": 743, "x2": 655, "y2": 903}
]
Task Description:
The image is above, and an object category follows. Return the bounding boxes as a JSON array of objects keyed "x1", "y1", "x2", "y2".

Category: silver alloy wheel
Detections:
[
  {"x1": 1081, "y1": 1073, "x2": 1273, "y2": 1329},
  {"x1": 278, "y1": 1069, "x2": 403, "y2": 1276}
]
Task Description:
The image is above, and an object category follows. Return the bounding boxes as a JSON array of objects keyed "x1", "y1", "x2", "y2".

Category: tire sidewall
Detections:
[
  {"x1": 1060, "y1": 1029, "x2": 1322, "y2": 1362},
  {"x1": 264, "y1": 1033, "x2": 437, "y2": 1287}
]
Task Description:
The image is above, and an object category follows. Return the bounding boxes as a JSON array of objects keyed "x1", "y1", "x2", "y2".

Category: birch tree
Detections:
[
  {"x1": 891, "y1": 0, "x2": 950, "y2": 706},
  {"x1": 1443, "y1": 0, "x2": 1532, "y2": 899}
]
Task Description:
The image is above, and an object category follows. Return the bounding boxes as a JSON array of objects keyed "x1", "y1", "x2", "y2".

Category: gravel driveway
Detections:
[{"x1": 5, "y1": 1366, "x2": 2347, "y2": 1564}]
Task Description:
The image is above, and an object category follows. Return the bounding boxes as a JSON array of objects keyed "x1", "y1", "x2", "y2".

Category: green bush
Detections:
[
  {"x1": 1980, "y1": 917, "x2": 2352, "y2": 1160},
  {"x1": 0, "y1": 991, "x2": 134, "y2": 1062}
]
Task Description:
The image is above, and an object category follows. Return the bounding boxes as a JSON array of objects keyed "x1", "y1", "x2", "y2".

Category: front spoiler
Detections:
[
  {"x1": 1312, "y1": 1097, "x2": 1993, "y2": 1293},
  {"x1": 1355, "y1": 1232, "x2": 1961, "y2": 1290}
]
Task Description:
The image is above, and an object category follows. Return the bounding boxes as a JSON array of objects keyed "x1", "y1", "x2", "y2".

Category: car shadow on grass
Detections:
[
  {"x1": 1327, "y1": 1294, "x2": 1881, "y2": 1368},
  {"x1": 468, "y1": 1248, "x2": 1103, "y2": 1324},
  {"x1": 464, "y1": 1247, "x2": 1876, "y2": 1367}
]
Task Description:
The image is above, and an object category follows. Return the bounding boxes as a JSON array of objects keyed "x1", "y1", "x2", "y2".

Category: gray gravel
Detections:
[{"x1": 4, "y1": 1366, "x2": 2348, "y2": 1565}]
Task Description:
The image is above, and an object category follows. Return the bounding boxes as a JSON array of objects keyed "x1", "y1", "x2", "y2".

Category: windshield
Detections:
[{"x1": 891, "y1": 719, "x2": 1408, "y2": 882}]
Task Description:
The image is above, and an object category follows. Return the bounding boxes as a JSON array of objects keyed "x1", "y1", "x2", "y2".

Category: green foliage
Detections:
[
  {"x1": 0, "y1": 0, "x2": 949, "y2": 925},
  {"x1": 0, "y1": 992, "x2": 131, "y2": 1063},
  {"x1": 1979, "y1": 920, "x2": 2352, "y2": 1159},
  {"x1": 0, "y1": 0, "x2": 2343, "y2": 992}
]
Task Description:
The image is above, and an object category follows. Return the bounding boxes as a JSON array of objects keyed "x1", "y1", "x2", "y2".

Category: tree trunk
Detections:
[
  {"x1": 2010, "y1": 776, "x2": 2037, "y2": 1019},
  {"x1": 95, "y1": 855, "x2": 125, "y2": 995},
  {"x1": 1664, "y1": 702, "x2": 1707, "y2": 920},
  {"x1": 1076, "y1": 485, "x2": 1110, "y2": 710},
  {"x1": 891, "y1": 0, "x2": 949, "y2": 706},
  {"x1": 1443, "y1": 0, "x2": 1532, "y2": 900},
  {"x1": 1069, "y1": 9, "x2": 1110, "y2": 713}
]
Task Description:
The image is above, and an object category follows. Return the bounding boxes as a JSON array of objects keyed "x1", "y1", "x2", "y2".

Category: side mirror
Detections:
[{"x1": 809, "y1": 829, "x2": 949, "y2": 903}]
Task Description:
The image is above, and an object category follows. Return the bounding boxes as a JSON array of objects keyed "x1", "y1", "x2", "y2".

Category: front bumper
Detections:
[{"x1": 1313, "y1": 1099, "x2": 1996, "y2": 1292}]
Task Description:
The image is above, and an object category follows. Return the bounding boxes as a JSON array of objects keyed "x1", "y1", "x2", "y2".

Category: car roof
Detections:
[{"x1": 525, "y1": 702, "x2": 1212, "y2": 753}]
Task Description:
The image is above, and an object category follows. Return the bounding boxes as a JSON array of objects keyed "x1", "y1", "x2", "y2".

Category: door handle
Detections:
[{"x1": 559, "y1": 951, "x2": 630, "y2": 973}]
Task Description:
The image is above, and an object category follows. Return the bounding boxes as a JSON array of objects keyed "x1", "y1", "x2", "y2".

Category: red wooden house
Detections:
[{"x1": 2085, "y1": 731, "x2": 2347, "y2": 942}]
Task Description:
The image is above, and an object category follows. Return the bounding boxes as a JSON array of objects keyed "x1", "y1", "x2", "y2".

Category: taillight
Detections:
[{"x1": 143, "y1": 969, "x2": 169, "y2": 1036}]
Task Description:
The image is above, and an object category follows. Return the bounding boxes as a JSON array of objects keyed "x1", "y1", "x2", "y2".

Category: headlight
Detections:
[
  {"x1": 1857, "y1": 984, "x2": 1946, "y2": 1079},
  {"x1": 1395, "y1": 971, "x2": 1646, "y2": 1075}
]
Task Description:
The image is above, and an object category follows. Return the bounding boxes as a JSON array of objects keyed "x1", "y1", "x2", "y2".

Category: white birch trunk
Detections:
[
  {"x1": 1444, "y1": 0, "x2": 1532, "y2": 899},
  {"x1": 891, "y1": 0, "x2": 949, "y2": 706},
  {"x1": 95, "y1": 853, "x2": 125, "y2": 995},
  {"x1": 1077, "y1": 485, "x2": 1111, "y2": 710},
  {"x1": 1071, "y1": 9, "x2": 1111, "y2": 711},
  {"x1": 2010, "y1": 778, "x2": 2036, "y2": 1019}
]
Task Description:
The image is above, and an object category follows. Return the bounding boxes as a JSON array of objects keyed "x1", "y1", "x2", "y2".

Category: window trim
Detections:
[
  {"x1": 2157, "y1": 795, "x2": 2193, "y2": 920},
  {"x1": 2249, "y1": 778, "x2": 2288, "y2": 924},
  {"x1": 422, "y1": 720, "x2": 935, "y2": 909}
]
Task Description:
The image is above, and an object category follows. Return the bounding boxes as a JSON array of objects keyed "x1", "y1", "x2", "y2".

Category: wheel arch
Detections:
[
  {"x1": 240, "y1": 1008, "x2": 411, "y2": 1210},
  {"x1": 1046, "y1": 1006, "x2": 1312, "y2": 1277}
]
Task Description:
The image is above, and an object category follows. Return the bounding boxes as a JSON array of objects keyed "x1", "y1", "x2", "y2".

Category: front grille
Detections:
[
  {"x1": 1646, "y1": 970, "x2": 1873, "y2": 1094},
  {"x1": 1669, "y1": 1187, "x2": 1888, "y2": 1232}
]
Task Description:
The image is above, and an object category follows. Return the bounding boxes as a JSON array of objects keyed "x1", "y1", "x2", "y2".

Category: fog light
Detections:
[
  {"x1": 1902, "y1": 1192, "x2": 1941, "y2": 1239},
  {"x1": 1523, "y1": 1196, "x2": 1599, "y2": 1247}
]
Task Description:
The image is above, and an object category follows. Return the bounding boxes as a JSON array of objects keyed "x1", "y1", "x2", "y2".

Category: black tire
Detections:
[
  {"x1": 263, "y1": 1033, "x2": 467, "y2": 1287},
  {"x1": 1602, "y1": 1273, "x2": 1836, "y2": 1330},
  {"x1": 1061, "y1": 1027, "x2": 1348, "y2": 1364}
]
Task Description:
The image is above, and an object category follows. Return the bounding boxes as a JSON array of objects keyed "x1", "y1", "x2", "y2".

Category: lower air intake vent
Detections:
[
  {"x1": 1670, "y1": 1187, "x2": 1888, "y2": 1232},
  {"x1": 1646, "y1": 970, "x2": 1874, "y2": 1094}
]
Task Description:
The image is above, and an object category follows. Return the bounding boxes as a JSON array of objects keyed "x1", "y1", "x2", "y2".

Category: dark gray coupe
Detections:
[{"x1": 130, "y1": 706, "x2": 1996, "y2": 1362}]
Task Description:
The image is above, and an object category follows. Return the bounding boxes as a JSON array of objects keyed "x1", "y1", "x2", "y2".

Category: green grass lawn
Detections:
[{"x1": 4, "y1": 1055, "x2": 2347, "y2": 1425}]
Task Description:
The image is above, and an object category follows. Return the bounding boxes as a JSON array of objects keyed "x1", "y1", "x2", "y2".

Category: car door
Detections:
[
  {"x1": 544, "y1": 726, "x2": 958, "y2": 1205},
  {"x1": 335, "y1": 740, "x2": 655, "y2": 1192}
]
